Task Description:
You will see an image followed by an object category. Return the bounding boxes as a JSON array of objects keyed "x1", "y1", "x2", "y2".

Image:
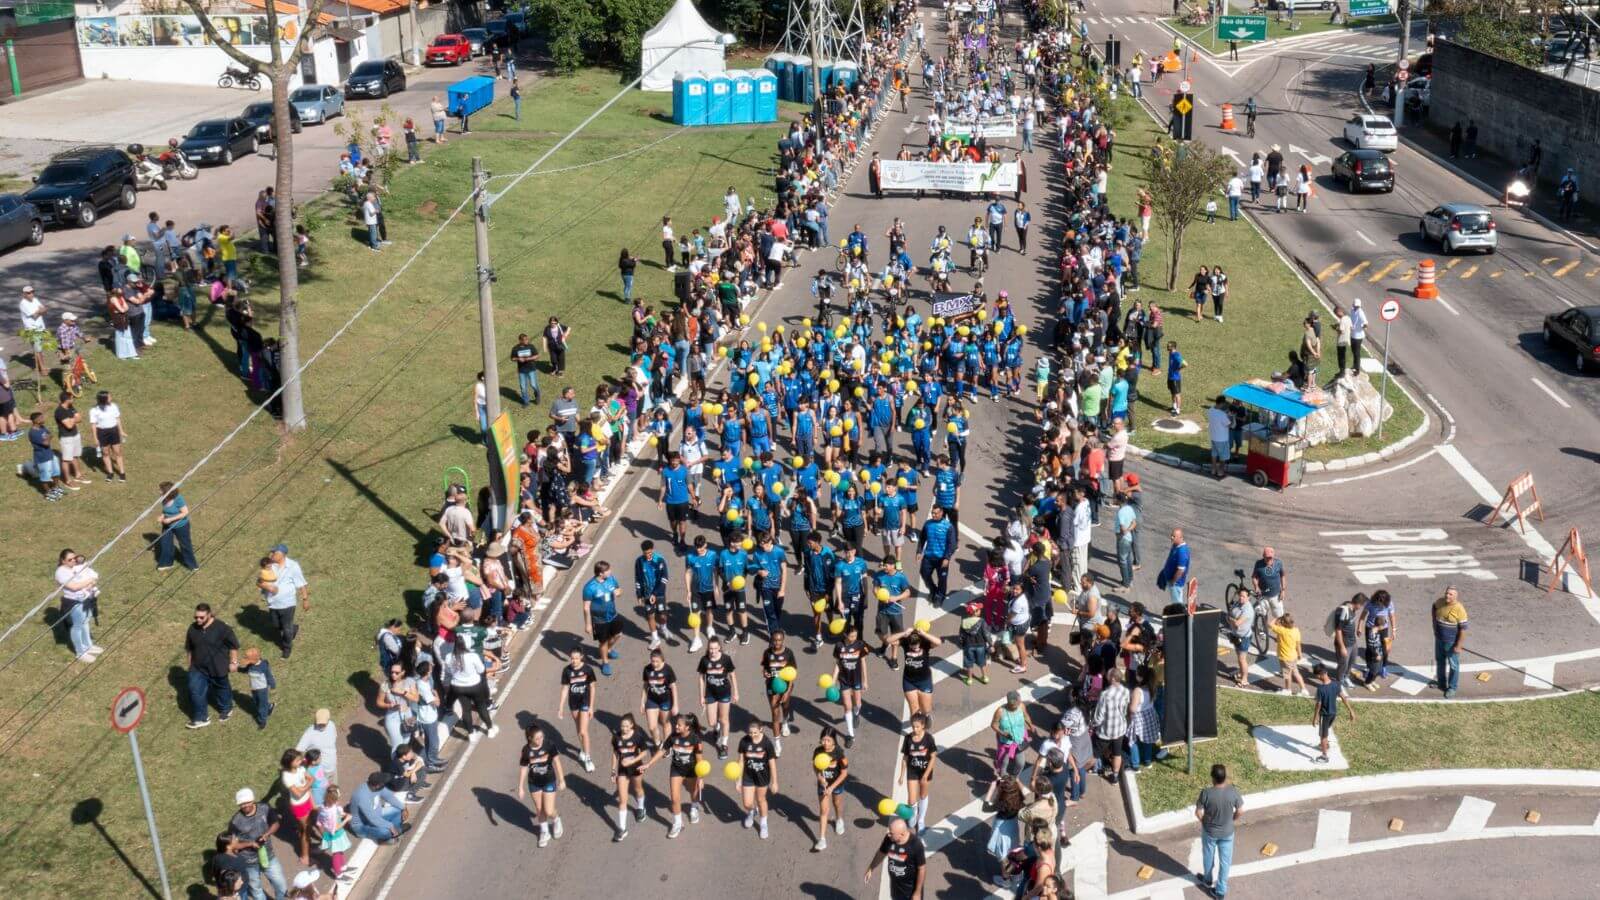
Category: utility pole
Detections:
[
  {"x1": 1397, "y1": 0, "x2": 1411, "y2": 64},
  {"x1": 810, "y1": 0, "x2": 825, "y2": 157},
  {"x1": 472, "y1": 156, "x2": 506, "y2": 532}
]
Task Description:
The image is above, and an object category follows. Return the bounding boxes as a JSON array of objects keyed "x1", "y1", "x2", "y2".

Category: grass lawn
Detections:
[
  {"x1": 1164, "y1": 14, "x2": 1398, "y2": 49},
  {"x1": 1103, "y1": 96, "x2": 1423, "y2": 466},
  {"x1": 0, "y1": 67, "x2": 786, "y2": 895},
  {"x1": 1134, "y1": 688, "x2": 1600, "y2": 815}
]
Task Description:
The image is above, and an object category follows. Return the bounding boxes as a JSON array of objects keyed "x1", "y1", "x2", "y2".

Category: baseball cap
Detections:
[
  {"x1": 1124, "y1": 473, "x2": 1140, "y2": 487},
  {"x1": 270, "y1": 543, "x2": 289, "y2": 555},
  {"x1": 61, "y1": 312, "x2": 77, "y2": 322},
  {"x1": 313, "y1": 707, "x2": 331, "y2": 725},
  {"x1": 235, "y1": 787, "x2": 255, "y2": 805},
  {"x1": 21, "y1": 285, "x2": 33, "y2": 293},
  {"x1": 122, "y1": 233, "x2": 134, "y2": 242},
  {"x1": 292, "y1": 870, "x2": 320, "y2": 889},
  {"x1": 1005, "y1": 689, "x2": 1021, "y2": 704}
]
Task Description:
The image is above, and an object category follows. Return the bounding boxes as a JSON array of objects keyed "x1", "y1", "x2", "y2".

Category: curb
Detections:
[{"x1": 1123, "y1": 767, "x2": 1600, "y2": 834}]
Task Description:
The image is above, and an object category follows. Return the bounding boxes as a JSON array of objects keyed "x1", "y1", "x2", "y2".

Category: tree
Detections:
[
  {"x1": 1142, "y1": 137, "x2": 1232, "y2": 290},
  {"x1": 181, "y1": 0, "x2": 328, "y2": 432}
]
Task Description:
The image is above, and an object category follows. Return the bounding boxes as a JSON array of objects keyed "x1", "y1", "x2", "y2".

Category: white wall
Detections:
[{"x1": 79, "y1": 36, "x2": 368, "y2": 87}]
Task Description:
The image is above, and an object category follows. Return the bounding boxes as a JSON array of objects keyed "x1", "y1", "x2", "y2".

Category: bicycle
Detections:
[
  {"x1": 1224, "y1": 568, "x2": 1271, "y2": 656},
  {"x1": 62, "y1": 347, "x2": 97, "y2": 398}
]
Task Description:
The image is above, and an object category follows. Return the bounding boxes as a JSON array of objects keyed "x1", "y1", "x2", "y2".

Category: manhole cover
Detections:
[{"x1": 1150, "y1": 417, "x2": 1200, "y2": 435}]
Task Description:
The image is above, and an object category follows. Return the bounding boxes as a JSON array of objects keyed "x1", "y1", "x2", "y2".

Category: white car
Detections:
[{"x1": 1343, "y1": 114, "x2": 1398, "y2": 152}]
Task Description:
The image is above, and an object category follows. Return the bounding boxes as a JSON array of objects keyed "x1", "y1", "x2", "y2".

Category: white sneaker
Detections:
[
  {"x1": 487, "y1": 725, "x2": 500, "y2": 739},
  {"x1": 649, "y1": 634, "x2": 661, "y2": 650},
  {"x1": 553, "y1": 819, "x2": 565, "y2": 838},
  {"x1": 468, "y1": 730, "x2": 482, "y2": 743},
  {"x1": 773, "y1": 737, "x2": 783, "y2": 757},
  {"x1": 689, "y1": 635, "x2": 704, "y2": 653},
  {"x1": 538, "y1": 830, "x2": 551, "y2": 848},
  {"x1": 76, "y1": 652, "x2": 97, "y2": 663},
  {"x1": 781, "y1": 722, "x2": 791, "y2": 736},
  {"x1": 758, "y1": 821, "x2": 769, "y2": 839},
  {"x1": 834, "y1": 816, "x2": 845, "y2": 835},
  {"x1": 668, "y1": 821, "x2": 683, "y2": 839},
  {"x1": 743, "y1": 813, "x2": 754, "y2": 829},
  {"x1": 582, "y1": 754, "x2": 595, "y2": 772},
  {"x1": 688, "y1": 805, "x2": 700, "y2": 824},
  {"x1": 814, "y1": 837, "x2": 827, "y2": 851},
  {"x1": 88, "y1": 645, "x2": 106, "y2": 653}
]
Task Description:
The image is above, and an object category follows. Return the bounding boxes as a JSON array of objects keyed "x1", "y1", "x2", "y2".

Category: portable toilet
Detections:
[
  {"x1": 752, "y1": 69, "x2": 779, "y2": 122},
  {"x1": 790, "y1": 54, "x2": 812, "y2": 105},
  {"x1": 814, "y1": 59, "x2": 835, "y2": 101},
  {"x1": 829, "y1": 60, "x2": 859, "y2": 92},
  {"x1": 706, "y1": 71, "x2": 733, "y2": 125},
  {"x1": 765, "y1": 53, "x2": 793, "y2": 101},
  {"x1": 729, "y1": 70, "x2": 755, "y2": 124},
  {"x1": 672, "y1": 70, "x2": 708, "y2": 126}
]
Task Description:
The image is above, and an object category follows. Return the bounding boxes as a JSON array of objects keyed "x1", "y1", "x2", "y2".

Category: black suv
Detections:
[{"x1": 24, "y1": 146, "x2": 137, "y2": 229}]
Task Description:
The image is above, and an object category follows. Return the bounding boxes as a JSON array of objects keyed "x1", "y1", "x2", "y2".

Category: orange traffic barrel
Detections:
[
  {"x1": 1163, "y1": 51, "x2": 1181, "y2": 72},
  {"x1": 1415, "y1": 259, "x2": 1439, "y2": 299},
  {"x1": 1220, "y1": 103, "x2": 1235, "y2": 131}
]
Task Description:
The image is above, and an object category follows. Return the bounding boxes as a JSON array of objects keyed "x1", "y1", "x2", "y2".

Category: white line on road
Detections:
[
  {"x1": 1315, "y1": 808, "x2": 1353, "y2": 848},
  {"x1": 1197, "y1": 97, "x2": 1209, "y2": 107},
  {"x1": 1063, "y1": 822, "x2": 1109, "y2": 900},
  {"x1": 1355, "y1": 230, "x2": 1376, "y2": 247},
  {"x1": 1554, "y1": 294, "x2": 1576, "y2": 308},
  {"x1": 1446, "y1": 796, "x2": 1496, "y2": 832},
  {"x1": 1436, "y1": 297, "x2": 1461, "y2": 316},
  {"x1": 1530, "y1": 377, "x2": 1572, "y2": 409},
  {"x1": 1522, "y1": 661, "x2": 1556, "y2": 688}
]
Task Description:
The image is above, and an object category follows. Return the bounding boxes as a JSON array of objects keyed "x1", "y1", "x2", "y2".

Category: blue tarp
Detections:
[{"x1": 1223, "y1": 383, "x2": 1320, "y2": 421}]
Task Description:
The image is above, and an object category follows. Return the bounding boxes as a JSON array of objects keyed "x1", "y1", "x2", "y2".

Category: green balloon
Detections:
[
  {"x1": 825, "y1": 685, "x2": 842, "y2": 703},
  {"x1": 896, "y1": 803, "x2": 915, "y2": 821},
  {"x1": 770, "y1": 677, "x2": 789, "y2": 694}
]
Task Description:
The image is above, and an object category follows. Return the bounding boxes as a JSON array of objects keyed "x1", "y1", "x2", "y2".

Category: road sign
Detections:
[
  {"x1": 1397, "y1": 58, "x2": 1410, "y2": 71},
  {"x1": 1216, "y1": 15, "x2": 1267, "y2": 43},
  {"x1": 1380, "y1": 299, "x2": 1400, "y2": 322},
  {"x1": 1174, "y1": 96, "x2": 1193, "y2": 115},
  {"x1": 111, "y1": 686, "x2": 146, "y2": 734},
  {"x1": 1178, "y1": 79, "x2": 1192, "y2": 94},
  {"x1": 1396, "y1": 68, "x2": 1410, "y2": 82},
  {"x1": 1349, "y1": 0, "x2": 1392, "y2": 16}
]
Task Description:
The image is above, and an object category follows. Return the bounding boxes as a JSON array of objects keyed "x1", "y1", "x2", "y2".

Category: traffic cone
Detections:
[
  {"x1": 1220, "y1": 104, "x2": 1235, "y2": 131},
  {"x1": 1414, "y1": 259, "x2": 1439, "y2": 299}
]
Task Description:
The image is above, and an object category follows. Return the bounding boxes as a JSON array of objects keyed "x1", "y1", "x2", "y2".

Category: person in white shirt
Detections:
[
  {"x1": 296, "y1": 709, "x2": 340, "y2": 785},
  {"x1": 264, "y1": 543, "x2": 310, "y2": 658},
  {"x1": 87, "y1": 391, "x2": 126, "y2": 482},
  {"x1": 661, "y1": 216, "x2": 676, "y2": 271},
  {"x1": 361, "y1": 193, "x2": 381, "y2": 252},
  {"x1": 723, "y1": 188, "x2": 740, "y2": 224},
  {"x1": 19, "y1": 285, "x2": 47, "y2": 377},
  {"x1": 55, "y1": 548, "x2": 102, "y2": 661},
  {"x1": 445, "y1": 637, "x2": 496, "y2": 740},
  {"x1": 1207, "y1": 397, "x2": 1234, "y2": 478},
  {"x1": 1349, "y1": 299, "x2": 1369, "y2": 374},
  {"x1": 1067, "y1": 488, "x2": 1092, "y2": 587},
  {"x1": 1225, "y1": 174, "x2": 1244, "y2": 221}
]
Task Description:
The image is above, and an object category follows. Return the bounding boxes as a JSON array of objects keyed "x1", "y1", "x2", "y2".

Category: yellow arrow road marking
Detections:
[
  {"x1": 1490, "y1": 270, "x2": 1504, "y2": 278},
  {"x1": 1316, "y1": 262, "x2": 1341, "y2": 281},
  {"x1": 1542, "y1": 257, "x2": 1559, "y2": 265},
  {"x1": 1445, "y1": 258, "x2": 1461, "y2": 270},
  {"x1": 1460, "y1": 264, "x2": 1479, "y2": 279},
  {"x1": 1553, "y1": 260, "x2": 1580, "y2": 278},
  {"x1": 1337, "y1": 260, "x2": 1370, "y2": 284},
  {"x1": 1368, "y1": 260, "x2": 1400, "y2": 282},
  {"x1": 1587, "y1": 268, "x2": 1599, "y2": 278}
]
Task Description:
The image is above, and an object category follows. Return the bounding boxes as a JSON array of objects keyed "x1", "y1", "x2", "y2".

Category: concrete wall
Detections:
[
  {"x1": 79, "y1": 34, "x2": 371, "y2": 87},
  {"x1": 1429, "y1": 39, "x2": 1600, "y2": 191},
  {"x1": 368, "y1": 6, "x2": 450, "y2": 64}
]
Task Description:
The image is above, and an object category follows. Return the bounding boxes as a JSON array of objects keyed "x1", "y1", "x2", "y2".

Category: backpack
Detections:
[{"x1": 1323, "y1": 605, "x2": 1344, "y2": 638}]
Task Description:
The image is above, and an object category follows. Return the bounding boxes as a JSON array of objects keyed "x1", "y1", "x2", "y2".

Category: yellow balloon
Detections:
[
  {"x1": 812, "y1": 598, "x2": 827, "y2": 613},
  {"x1": 958, "y1": 325, "x2": 972, "y2": 336},
  {"x1": 796, "y1": 338, "x2": 809, "y2": 349},
  {"x1": 739, "y1": 314, "x2": 750, "y2": 326},
  {"x1": 648, "y1": 435, "x2": 660, "y2": 446},
  {"x1": 741, "y1": 537, "x2": 754, "y2": 551},
  {"x1": 814, "y1": 753, "x2": 833, "y2": 771},
  {"x1": 841, "y1": 317, "x2": 853, "y2": 328},
  {"x1": 877, "y1": 798, "x2": 898, "y2": 816},
  {"x1": 913, "y1": 418, "x2": 926, "y2": 429},
  {"x1": 757, "y1": 321, "x2": 769, "y2": 332},
  {"x1": 907, "y1": 379, "x2": 918, "y2": 392},
  {"x1": 1017, "y1": 324, "x2": 1029, "y2": 336},
  {"x1": 718, "y1": 346, "x2": 729, "y2": 358},
  {"x1": 701, "y1": 402, "x2": 715, "y2": 415},
  {"x1": 825, "y1": 470, "x2": 841, "y2": 485},
  {"x1": 834, "y1": 327, "x2": 848, "y2": 340},
  {"x1": 802, "y1": 317, "x2": 814, "y2": 328},
  {"x1": 779, "y1": 665, "x2": 798, "y2": 682},
  {"x1": 897, "y1": 477, "x2": 910, "y2": 488},
  {"x1": 687, "y1": 611, "x2": 703, "y2": 629},
  {"x1": 879, "y1": 363, "x2": 892, "y2": 375},
  {"x1": 710, "y1": 403, "x2": 725, "y2": 416},
  {"x1": 850, "y1": 278, "x2": 861, "y2": 290},
  {"x1": 947, "y1": 422, "x2": 959, "y2": 433},
  {"x1": 853, "y1": 359, "x2": 865, "y2": 371},
  {"x1": 976, "y1": 309, "x2": 989, "y2": 321},
  {"x1": 915, "y1": 619, "x2": 931, "y2": 633},
  {"x1": 818, "y1": 673, "x2": 835, "y2": 689},
  {"x1": 859, "y1": 470, "x2": 871, "y2": 482},
  {"x1": 760, "y1": 339, "x2": 772, "y2": 352},
  {"x1": 728, "y1": 575, "x2": 745, "y2": 591},
  {"x1": 922, "y1": 341, "x2": 933, "y2": 350},
  {"x1": 725, "y1": 509, "x2": 740, "y2": 521},
  {"x1": 843, "y1": 417, "x2": 855, "y2": 429},
  {"x1": 828, "y1": 618, "x2": 845, "y2": 635},
  {"x1": 743, "y1": 456, "x2": 755, "y2": 469},
  {"x1": 772, "y1": 482, "x2": 786, "y2": 495},
  {"x1": 995, "y1": 322, "x2": 1005, "y2": 333},
  {"x1": 792, "y1": 456, "x2": 805, "y2": 468},
  {"x1": 820, "y1": 369, "x2": 833, "y2": 380},
  {"x1": 694, "y1": 759, "x2": 712, "y2": 778},
  {"x1": 828, "y1": 380, "x2": 842, "y2": 393},
  {"x1": 870, "y1": 482, "x2": 882, "y2": 494},
  {"x1": 724, "y1": 761, "x2": 743, "y2": 780},
  {"x1": 744, "y1": 398, "x2": 758, "y2": 412},
  {"x1": 853, "y1": 386, "x2": 866, "y2": 398},
  {"x1": 876, "y1": 587, "x2": 890, "y2": 601}
]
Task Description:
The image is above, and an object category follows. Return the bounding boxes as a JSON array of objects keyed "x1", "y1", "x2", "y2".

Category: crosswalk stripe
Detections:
[
  {"x1": 1064, "y1": 822, "x2": 1109, "y2": 899},
  {"x1": 1553, "y1": 260, "x2": 1580, "y2": 277},
  {"x1": 1148, "y1": 888, "x2": 1185, "y2": 900},
  {"x1": 1444, "y1": 258, "x2": 1461, "y2": 270},
  {"x1": 1315, "y1": 809, "x2": 1352, "y2": 847},
  {"x1": 1316, "y1": 262, "x2": 1342, "y2": 281},
  {"x1": 1186, "y1": 837, "x2": 1202, "y2": 872},
  {"x1": 1389, "y1": 668, "x2": 1429, "y2": 694},
  {"x1": 1522, "y1": 661, "x2": 1555, "y2": 688},
  {"x1": 1447, "y1": 796, "x2": 1496, "y2": 832},
  {"x1": 1337, "y1": 260, "x2": 1370, "y2": 283},
  {"x1": 931, "y1": 674, "x2": 1067, "y2": 752},
  {"x1": 1367, "y1": 260, "x2": 1400, "y2": 282},
  {"x1": 1490, "y1": 270, "x2": 1504, "y2": 278}
]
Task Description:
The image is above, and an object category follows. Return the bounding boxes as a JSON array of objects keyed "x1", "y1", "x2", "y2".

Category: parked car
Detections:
[
  {"x1": 1544, "y1": 35, "x2": 1591, "y2": 65},
  {"x1": 1543, "y1": 305, "x2": 1600, "y2": 372},
  {"x1": 1418, "y1": 202, "x2": 1498, "y2": 255},
  {"x1": 344, "y1": 59, "x2": 407, "y2": 99},
  {"x1": 0, "y1": 193, "x2": 44, "y2": 251},
  {"x1": 1331, "y1": 149, "x2": 1394, "y2": 193},
  {"x1": 289, "y1": 84, "x2": 345, "y2": 124},
  {"x1": 425, "y1": 34, "x2": 473, "y2": 66},
  {"x1": 1342, "y1": 114, "x2": 1397, "y2": 152},
  {"x1": 241, "y1": 101, "x2": 302, "y2": 141},
  {"x1": 179, "y1": 117, "x2": 258, "y2": 166},
  {"x1": 23, "y1": 146, "x2": 138, "y2": 228},
  {"x1": 461, "y1": 27, "x2": 489, "y2": 56},
  {"x1": 484, "y1": 19, "x2": 508, "y2": 46}
]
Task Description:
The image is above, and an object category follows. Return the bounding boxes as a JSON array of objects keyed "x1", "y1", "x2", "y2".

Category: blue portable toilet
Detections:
[
  {"x1": 765, "y1": 53, "x2": 793, "y2": 101},
  {"x1": 790, "y1": 54, "x2": 812, "y2": 104},
  {"x1": 829, "y1": 60, "x2": 859, "y2": 91},
  {"x1": 672, "y1": 70, "x2": 708, "y2": 126},
  {"x1": 706, "y1": 71, "x2": 733, "y2": 125},
  {"x1": 729, "y1": 70, "x2": 755, "y2": 124},
  {"x1": 446, "y1": 75, "x2": 496, "y2": 120},
  {"x1": 815, "y1": 59, "x2": 835, "y2": 100},
  {"x1": 752, "y1": 69, "x2": 779, "y2": 122}
]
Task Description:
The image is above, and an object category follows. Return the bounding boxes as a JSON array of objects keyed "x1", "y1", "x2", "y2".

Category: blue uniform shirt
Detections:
[
  {"x1": 686, "y1": 550, "x2": 719, "y2": 593},
  {"x1": 584, "y1": 575, "x2": 620, "y2": 623}
]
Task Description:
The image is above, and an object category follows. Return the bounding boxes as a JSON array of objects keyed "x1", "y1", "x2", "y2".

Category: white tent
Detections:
[{"x1": 640, "y1": 0, "x2": 726, "y2": 91}]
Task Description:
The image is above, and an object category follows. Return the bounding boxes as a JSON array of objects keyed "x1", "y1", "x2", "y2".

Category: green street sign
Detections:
[
  {"x1": 1348, "y1": 0, "x2": 1392, "y2": 17},
  {"x1": 1216, "y1": 15, "x2": 1267, "y2": 43}
]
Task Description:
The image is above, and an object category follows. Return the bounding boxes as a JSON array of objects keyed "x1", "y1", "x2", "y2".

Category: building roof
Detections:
[{"x1": 233, "y1": 0, "x2": 347, "y2": 25}]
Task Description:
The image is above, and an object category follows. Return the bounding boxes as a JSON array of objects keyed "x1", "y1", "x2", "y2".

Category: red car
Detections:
[{"x1": 425, "y1": 34, "x2": 472, "y2": 66}]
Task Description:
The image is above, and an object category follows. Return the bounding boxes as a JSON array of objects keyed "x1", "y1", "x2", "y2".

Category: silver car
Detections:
[
  {"x1": 289, "y1": 84, "x2": 345, "y2": 125},
  {"x1": 1418, "y1": 203, "x2": 1498, "y2": 255}
]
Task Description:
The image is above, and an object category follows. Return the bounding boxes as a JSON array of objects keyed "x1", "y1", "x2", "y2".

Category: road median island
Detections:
[
  {"x1": 1101, "y1": 94, "x2": 1423, "y2": 468},
  {"x1": 1159, "y1": 13, "x2": 1399, "y2": 54}
]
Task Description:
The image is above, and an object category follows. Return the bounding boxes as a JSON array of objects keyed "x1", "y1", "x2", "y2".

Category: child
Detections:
[
  {"x1": 294, "y1": 225, "x2": 311, "y2": 268},
  {"x1": 1205, "y1": 197, "x2": 1218, "y2": 223},
  {"x1": 1165, "y1": 341, "x2": 1184, "y2": 415},
  {"x1": 240, "y1": 647, "x2": 276, "y2": 730},
  {"x1": 1311, "y1": 663, "x2": 1355, "y2": 764},
  {"x1": 403, "y1": 118, "x2": 420, "y2": 163},
  {"x1": 1033, "y1": 355, "x2": 1051, "y2": 404},
  {"x1": 317, "y1": 785, "x2": 354, "y2": 881},
  {"x1": 1269, "y1": 613, "x2": 1308, "y2": 697},
  {"x1": 304, "y1": 748, "x2": 329, "y2": 808},
  {"x1": 256, "y1": 558, "x2": 278, "y2": 603},
  {"x1": 958, "y1": 600, "x2": 991, "y2": 685}
]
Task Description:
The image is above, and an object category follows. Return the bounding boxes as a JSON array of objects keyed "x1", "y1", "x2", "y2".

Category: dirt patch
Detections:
[{"x1": 417, "y1": 199, "x2": 439, "y2": 217}]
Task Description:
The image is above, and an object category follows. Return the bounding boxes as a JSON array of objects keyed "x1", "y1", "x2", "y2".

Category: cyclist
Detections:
[
  {"x1": 966, "y1": 216, "x2": 989, "y2": 273},
  {"x1": 1251, "y1": 547, "x2": 1287, "y2": 619},
  {"x1": 846, "y1": 223, "x2": 869, "y2": 262},
  {"x1": 929, "y1": 225, "x2": 952, "y2": 258},
  {"x1": 811, "y1": 269, "x2": 836, "y2": 323},
  {"x1": 1224, "y1": 585, "x2": 1256, "y2": 687},
  {"x1": 884, "y1": 218, "x2": 908, "y2": 258}
]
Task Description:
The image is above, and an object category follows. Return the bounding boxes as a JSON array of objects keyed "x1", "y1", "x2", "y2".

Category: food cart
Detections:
[{"x1": 1222, "y1": 382, "x2": 1317, "y2": 489}]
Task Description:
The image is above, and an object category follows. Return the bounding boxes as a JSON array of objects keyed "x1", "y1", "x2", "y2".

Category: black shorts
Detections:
[
  {"x1": 593, "y1": 617, "x2": 622, "y2": 644},
  {"x1": 1166, "y1": 378, "x2": 1181, "y2": 396},
  {"x1": 671, "y1": 763, "x2": 699, "y2": 780},
  {"x1": 875, "y1": 610, "x2": 904, "y2": 637},
  {"x1": 1317, "y1": 717, "x2": 1334, "y2": 740},
  {"x1": 902, "y1": 676, "x2": 933, "y2": 695},
  {"x1": 644, "y1": 594, "x2": 670, "y2": 616},
  {"x1": 0, "y1": 399, "x2": 14, "y2": 417},
  {"x1": 723, "y1": 589, "x2": 749, "y2": 609},
  {"x1": 618, "y1": 764, "x2": 644, "y2": 779},
  {"x1": 692, "y1": 590, "x2": 717, "y2": 611},
  {"x1": 705, "y1": 687, "x2": 732, "y2": 705},
  {"x1": 1093, "y1": 736, "x2": 1126, "y2": 760},
  {"x1": 741, "y1": 771, "x2": 772, "y2": 789},
  {"x1": 906, "y1": 764, "x2": 931, "y2": 782},
  {"x1": 666, "y1": 502, "x2": 690, "y2": 524},
  {"x1": 96, "y1": 427, "x2": 121, "y2": 447}
]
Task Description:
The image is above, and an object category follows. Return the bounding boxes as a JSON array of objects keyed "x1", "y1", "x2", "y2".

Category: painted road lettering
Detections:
[{"x1": 1321, "y1": 528, "x2": 1497, "y2": 585}]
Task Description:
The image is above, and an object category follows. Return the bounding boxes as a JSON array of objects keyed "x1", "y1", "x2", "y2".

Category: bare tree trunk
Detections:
[
  {"x1": 1166, "y1": 222, "x2": 1184, "y2": 290},
  {"x1": 272, "y1": 74, "x2": 307, "y2": 432}
]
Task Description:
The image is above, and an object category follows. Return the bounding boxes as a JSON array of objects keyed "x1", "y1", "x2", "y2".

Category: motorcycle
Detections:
[
  {"x1": 125, "y1": 144, "x2": 167, "y2": 192},
  {"x1": 218, "y1": 66, "x2": 262, "y2": 90},
  {"x1": 158, "y1": 139, "x2": 199, "y2": 180}
]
